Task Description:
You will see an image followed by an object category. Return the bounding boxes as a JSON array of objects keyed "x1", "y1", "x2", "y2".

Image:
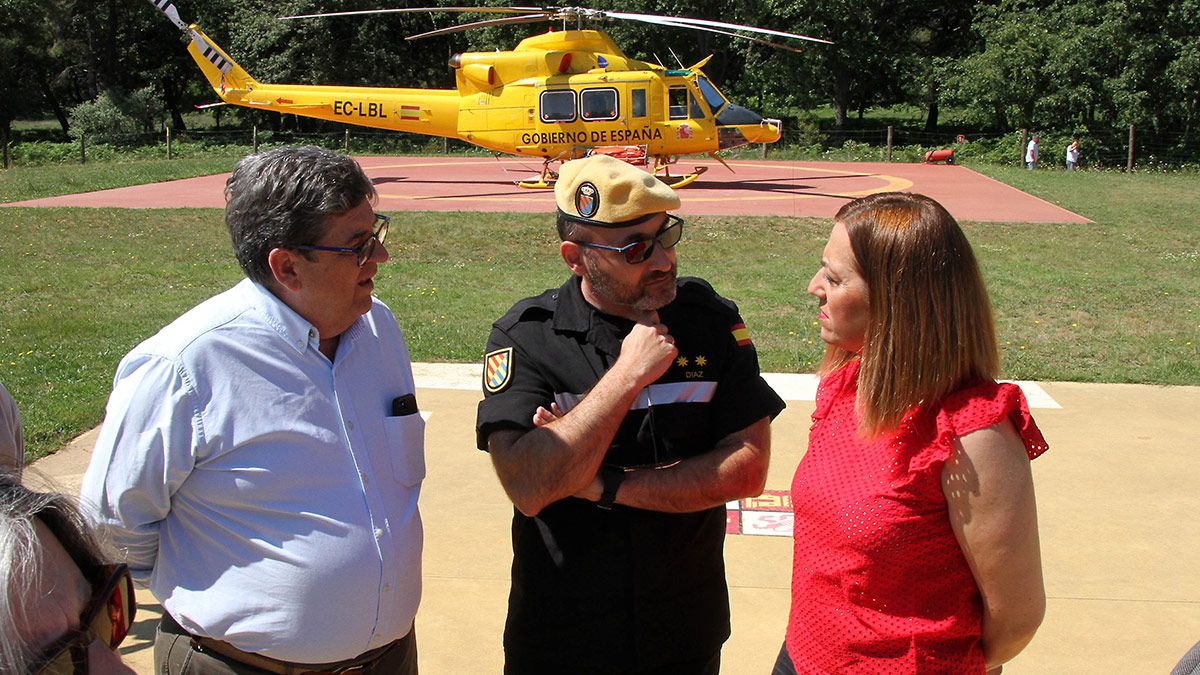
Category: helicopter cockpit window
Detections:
[
  {"x1": 696, "y1": 77, "x2": 728, "y2": 115},
  {"x1": 581, "y1": 88, "x2": 619, "y2": 121},
  {"x1": 541, "y1": 90, "x2": 577, "y2": 123},
  {"x1": 631, "y1": 89, "x2": 647, "y2": 117}
]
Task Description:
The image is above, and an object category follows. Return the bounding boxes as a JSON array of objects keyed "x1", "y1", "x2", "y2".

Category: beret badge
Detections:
[{"x1": 575, "y1": 181, "x2": 600, "y2": 218}]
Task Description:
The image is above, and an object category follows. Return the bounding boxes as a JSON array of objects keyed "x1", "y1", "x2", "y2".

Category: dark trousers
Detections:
[
  {"x1": 771, "y1": 642, "x2": 797, "y2": 675},
  {"x1": 154, "y1": 615, "x2": 417, "y2": 675},
  {"x1": 504, "y1": 648, "x2": 720, "y2": 675}
]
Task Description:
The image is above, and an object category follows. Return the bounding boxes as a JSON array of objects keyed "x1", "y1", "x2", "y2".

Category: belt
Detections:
[{"x1": 161, "y1": 613, "x2": 400, "y2": 675}]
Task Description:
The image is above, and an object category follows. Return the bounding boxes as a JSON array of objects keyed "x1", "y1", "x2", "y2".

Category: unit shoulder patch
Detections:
[{"x1": 484, "y1": 347, "x2": 514, "y2": 393}]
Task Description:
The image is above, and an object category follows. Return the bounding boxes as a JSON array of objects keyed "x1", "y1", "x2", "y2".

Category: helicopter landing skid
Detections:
[
  {"x1": 515, "y1": 158, "x2": 707, "y2": 189},
  {"x1": 517, "y1": 175, "x2": 556, "y2": 189},
  {"x1": 655, "y1": 164, "x2": 708, "y2": 189},
  {"x1": 515, "y1": 159, "x2": 560, "y2": 189}
]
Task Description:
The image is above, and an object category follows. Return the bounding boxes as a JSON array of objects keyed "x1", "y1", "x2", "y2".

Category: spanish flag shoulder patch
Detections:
[{"x1": 731, "y1": 322, "x2": 753, "y2": 347}]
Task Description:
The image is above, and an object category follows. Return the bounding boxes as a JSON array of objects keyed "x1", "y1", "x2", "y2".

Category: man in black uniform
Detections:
[{"x1": 475, "y1": 154, "x2": 786, "y2": 674}]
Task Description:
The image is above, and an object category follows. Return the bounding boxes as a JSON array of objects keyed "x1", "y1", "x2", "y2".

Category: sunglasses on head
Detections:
[
  {"x1": 574, "y1": 214, "x2": 685, "y2": 264},
  {"x1": 30, "y1": 563, "x2": 136, "y2": 675},
  {"x1": 294, "y1": 212, "x2": 390, "y2": 267}
]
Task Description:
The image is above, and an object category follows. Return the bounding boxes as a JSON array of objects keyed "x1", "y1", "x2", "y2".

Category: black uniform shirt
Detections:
[{"x1": 476, "y1": 275, "x2": 785, "y2": 673}]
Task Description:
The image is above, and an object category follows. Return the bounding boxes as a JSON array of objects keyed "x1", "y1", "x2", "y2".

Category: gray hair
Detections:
[
  {"x1": 225, "y1": 146, "x2": 377, "y2": 285},
  {"x1": 0, "y1": 471, "x2": 110, "y2": 673}
]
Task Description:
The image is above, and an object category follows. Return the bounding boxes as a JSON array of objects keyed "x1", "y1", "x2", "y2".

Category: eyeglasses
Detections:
[
  {"x1": 295, "y1": 213, "x2": 390, "y2": 266},
  {"x1": 30, "y1": 564, "x2": 136, "y2": 675},
  {"x1": 574, "y1": 215, "x2": 684, "y2": 264}
]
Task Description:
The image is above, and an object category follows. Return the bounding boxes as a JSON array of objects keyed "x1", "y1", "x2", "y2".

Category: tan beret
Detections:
[{"x1": 555, "y1": 155, "x2": 680, "y2": 226}]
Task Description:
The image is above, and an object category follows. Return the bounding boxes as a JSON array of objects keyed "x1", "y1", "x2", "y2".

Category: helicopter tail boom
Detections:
[
  {"x1": 148, "y1": 1, "x2": 461, "y2": 138},
  {"x1": 228, "y1": 83, "x2": 462, "y2": 138}
]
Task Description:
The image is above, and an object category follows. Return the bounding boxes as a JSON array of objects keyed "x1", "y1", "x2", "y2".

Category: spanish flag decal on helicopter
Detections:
[
  {"x1": 484, "y1": 347, "x2": 513, "y2": 393},
  {"x1": 731, "y1": 323, "x2": 753, "y2": 347}
]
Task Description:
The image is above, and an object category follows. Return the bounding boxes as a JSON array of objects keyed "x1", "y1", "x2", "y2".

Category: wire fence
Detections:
[{"x1": 3, "y1": 123, "x2": 1197, "y2": 172}]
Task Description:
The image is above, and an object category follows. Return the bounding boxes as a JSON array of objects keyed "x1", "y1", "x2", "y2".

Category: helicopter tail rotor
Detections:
[{"x1": 146, "y1": 0, "x2": 258, "y2": 97}]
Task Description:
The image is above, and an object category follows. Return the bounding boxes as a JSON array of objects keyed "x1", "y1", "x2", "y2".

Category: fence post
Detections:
[
  {"x1": 760, "y1": 142, "x2": 767, "y2": 159},
  {"x1": 166, "y1": 127, "x2": 172, "y2": 160},
  {"x1": 886, "y1": 126, "x2": 893, "y2": 162},
  {"x1": 1127, "y1": 124, "x2": 1135, "y2": 173},
  {"x1": 344, "y1": 128, "x2": 350, "y2": 153},
  {"x1": 253, "y1": 125, "x2": 259, "y2": 153},
  {"x1": 443, "y1": 137, "x2": 448, "y2": 154},
  {"x1": 80, "y1": 133, "x2": 87, "y2": 164},
  {"x1": 1019, "y1": 129, "x2": 1028, "y2": 167}
]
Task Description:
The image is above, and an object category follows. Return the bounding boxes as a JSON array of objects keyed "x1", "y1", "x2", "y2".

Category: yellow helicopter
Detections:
[{"x1": 147, "y1": 2, "x2": 829, "y2": 188}]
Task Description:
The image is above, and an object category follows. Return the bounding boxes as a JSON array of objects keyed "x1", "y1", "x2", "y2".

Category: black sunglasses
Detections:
[
  {"x1": 574, "y1": 215, "x2": 684, "y2": 264},
  {"x1": 295, "y1": 213, "x2": 390, "y2": 267},
  {"x1": 29, "y1": 564, "x2": 136, "y2": 675}
]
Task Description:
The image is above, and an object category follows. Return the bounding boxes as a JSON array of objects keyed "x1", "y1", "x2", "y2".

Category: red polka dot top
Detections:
[{"x1": 787, "y1": 360, "x2": 1048, "y2": 673}]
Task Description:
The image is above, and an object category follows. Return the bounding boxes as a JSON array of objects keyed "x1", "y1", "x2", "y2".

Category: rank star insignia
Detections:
[
  {"x1": 695, "y1": 355, "x2": 708, "y2": 366},
  {"x1": 676, "y1": 356, "x2": 690, "y2": 367}
]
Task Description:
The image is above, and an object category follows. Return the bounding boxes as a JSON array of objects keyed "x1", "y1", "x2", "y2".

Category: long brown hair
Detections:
[{"x1": 819, "y1": 192, "x2": 999, "y2": 436}]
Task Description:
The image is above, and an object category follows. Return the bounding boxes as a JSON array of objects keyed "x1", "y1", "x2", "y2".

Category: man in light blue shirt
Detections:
[{"x1": 81, "y1": 146, "x2": 424, "y2": 674}]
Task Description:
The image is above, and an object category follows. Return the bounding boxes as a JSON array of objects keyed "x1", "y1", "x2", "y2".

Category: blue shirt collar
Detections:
[{"x1": 241, "y1": 279, "x2": 369, "y2": 358}]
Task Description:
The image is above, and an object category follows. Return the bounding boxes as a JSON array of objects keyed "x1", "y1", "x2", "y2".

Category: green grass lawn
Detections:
[
  {"x1": 1, "y1": 160, "x2": 1197, "y2": 462},
  {"x1": 0, "y1": 156, "x2": 244, "y2": 203}
]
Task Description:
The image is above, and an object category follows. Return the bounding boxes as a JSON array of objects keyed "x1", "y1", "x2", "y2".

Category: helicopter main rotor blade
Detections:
[
  {"x1": 406, "y1": 13, "x2": 554, "y2": 40},
  {"x1": 605, "y1": 10, "x2": 833, "y2": 45},
  {"x1": 654, "y1": 21, "x2": 809, "y2": 54},
  {"x1": 278, "y1": 7, "x2": 545, "y2": 21}
]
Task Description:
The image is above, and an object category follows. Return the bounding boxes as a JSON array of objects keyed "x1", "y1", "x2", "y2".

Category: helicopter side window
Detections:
[
  {"x1": 689, "y1": 90, "x2": 706, "y2": 118},
  {"x1": 540, "y1": 90, "x2": 577, "y2": 123},
  {"x1": 631, "y1": 89, "x2": 647, "y2": 117},
  {"x1": 668, "y1": 87, "x2": 688, "y2": 120},
  {"x1": 581, "y1": 88, "x2": 619, "y2": 121}
]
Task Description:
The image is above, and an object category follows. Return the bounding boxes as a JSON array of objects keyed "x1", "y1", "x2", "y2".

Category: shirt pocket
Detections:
[{"x1": 383, "y1": 414, "x2": 426, "y2": 486}]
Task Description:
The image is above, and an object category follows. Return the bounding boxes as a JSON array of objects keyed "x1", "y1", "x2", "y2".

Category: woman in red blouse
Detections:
[{"x1": 776, "y1": 192, "x2": 1048, "y2": 674}]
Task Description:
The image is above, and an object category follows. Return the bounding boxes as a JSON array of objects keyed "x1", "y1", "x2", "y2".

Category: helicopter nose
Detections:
[
  {"x1": 740, "y1": 119, "x2": 782, "y2": 144},
  {"x1": 717, "y1": 118, "x2": 781, "y2": 149}
]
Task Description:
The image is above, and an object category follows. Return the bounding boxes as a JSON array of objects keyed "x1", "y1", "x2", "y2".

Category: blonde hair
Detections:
[{"x1": 820, "y1": 192, "x2": 999, "y2": 436}]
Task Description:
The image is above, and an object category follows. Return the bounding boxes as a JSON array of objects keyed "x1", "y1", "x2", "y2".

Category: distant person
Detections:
[
  {"x1": 1066, "y1": 137, "x2": 1081, "y2": 170},
  {"x1": 81, "y1": 146, "x2": 424, "y2": 674},
  {"x1": 777, "y1": 192, "x2": 1048, "y2": 674},
  {"x1": 1026, "y1": 134, "x2": 1039, "y2": 169},
  {"x1": 476, "y1": 154, "x2": 786, "y2": 673},
  {"x1": 1, "y1": 469, "x2": 136, "y2": 674},
  {"x1": 0, "y1": 382, "x2": 23, "y2": 476}
]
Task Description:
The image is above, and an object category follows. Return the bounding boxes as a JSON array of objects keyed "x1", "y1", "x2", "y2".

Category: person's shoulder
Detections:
[
  {"x1": 675, "y1": 277, "x2": 741, "y2": 316},
  {"x1": 138, "y1": 284, "x2": 251, "y2": 359},
  {"x1": 493, "y1": 287, "x2": 560, "y2": 331},
  {"x1": 368, "y1": 295, "x2": 398, "y2": 322},
  {"x1": 364, "y1": 297, "x2": 405, "y2": 335}
]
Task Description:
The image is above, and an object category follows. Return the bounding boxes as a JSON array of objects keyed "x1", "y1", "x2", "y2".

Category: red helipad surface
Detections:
[{"x1": 6, "y1": 156, "x2": 1089, "y2": 223}]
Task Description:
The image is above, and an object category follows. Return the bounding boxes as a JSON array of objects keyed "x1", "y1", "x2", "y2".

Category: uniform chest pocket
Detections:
[{"x1": 383, "y1": 414, "x2": 427, "y2": 486}]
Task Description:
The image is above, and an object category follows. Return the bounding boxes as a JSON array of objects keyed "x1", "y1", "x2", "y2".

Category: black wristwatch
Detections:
[{"x1": 597, "y1": 466, "x2": 626, "y2": 510}]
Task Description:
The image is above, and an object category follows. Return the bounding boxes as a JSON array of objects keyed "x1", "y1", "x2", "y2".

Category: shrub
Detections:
[{"x1": 68, "y1": 87, "x2": 162, "y2": 144}]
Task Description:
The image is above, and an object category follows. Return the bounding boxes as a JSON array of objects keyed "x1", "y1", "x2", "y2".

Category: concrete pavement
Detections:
[{"x1": 27, "y1": 365, "x2": 1200, "y2": 674}]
